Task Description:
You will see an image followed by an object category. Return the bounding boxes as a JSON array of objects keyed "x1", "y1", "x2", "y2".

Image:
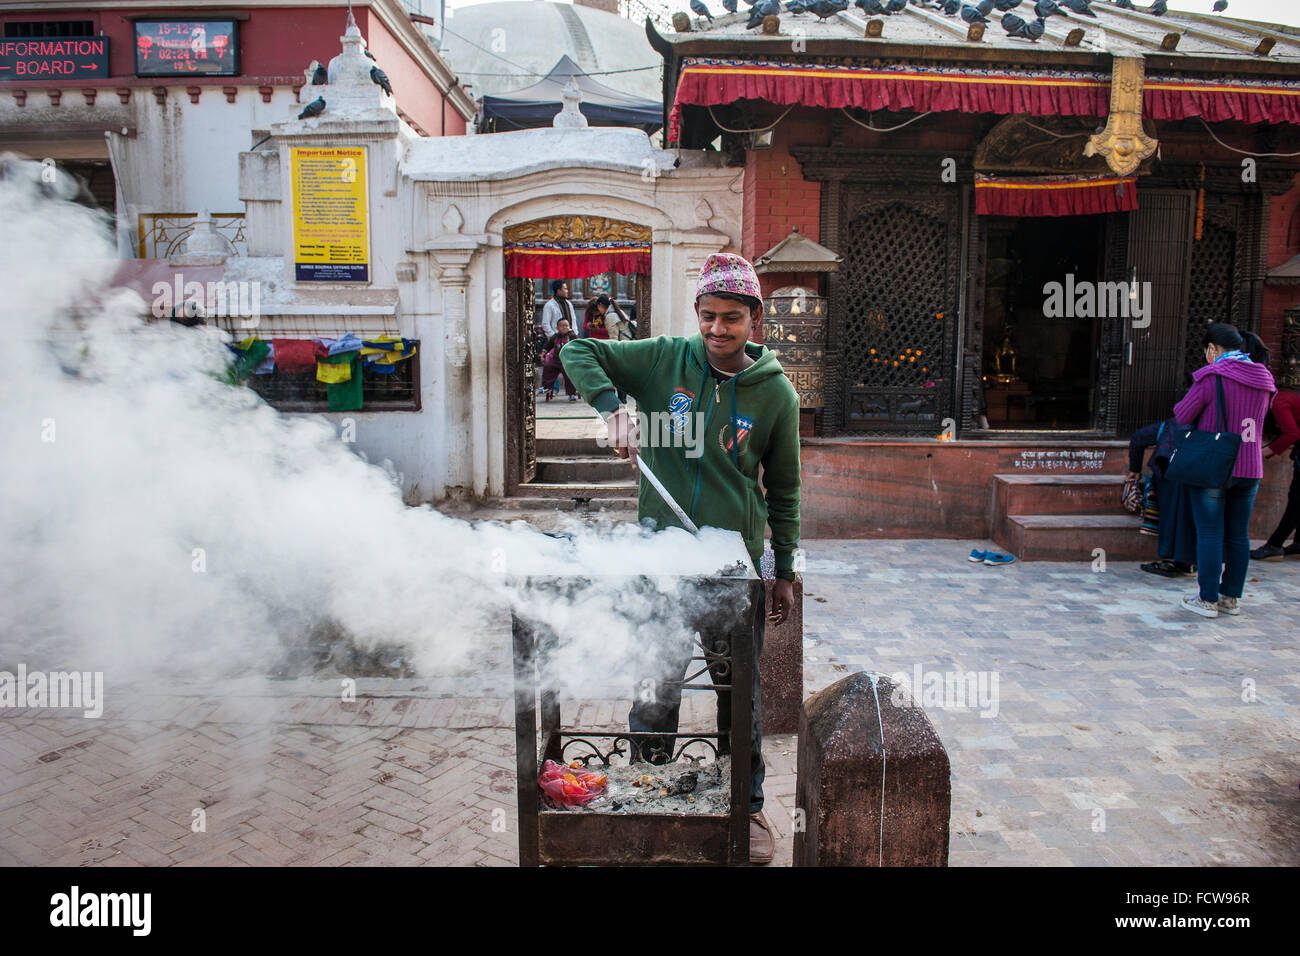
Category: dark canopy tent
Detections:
[{"x1": 478, "y1": 54, "x2": 661, "y2": 134}]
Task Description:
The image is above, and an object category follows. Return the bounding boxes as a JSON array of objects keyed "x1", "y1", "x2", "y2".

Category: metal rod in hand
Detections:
[
  {"x1": 636, "y1": 455, "x2": 700, "y2": 535},
  {"x1": 594, "y1": 407, "x2": 699, "y2": 534}
]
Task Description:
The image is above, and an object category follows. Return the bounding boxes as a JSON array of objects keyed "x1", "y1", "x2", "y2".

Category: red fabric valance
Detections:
[
  {"x1": 1144, "y1": 75, "x2": 1300, "y2": 125},
  {"x1": 975, "y1": 173, "x2": 1139, "y2": 218},
  {"x1": 503, "y1": 243, "x2": 651, "y2": 279},
  {"x1": 668, "y1": 59, "x2": 1300, "y2": 145},
  {"x1": 668, "y1": 58, "x2": 1110, "y2": 144}
]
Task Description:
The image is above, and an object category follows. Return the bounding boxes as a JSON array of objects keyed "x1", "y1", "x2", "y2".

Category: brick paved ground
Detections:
[{"x1": 2, "y1": 539, "x2": 1296, "y2": 866}]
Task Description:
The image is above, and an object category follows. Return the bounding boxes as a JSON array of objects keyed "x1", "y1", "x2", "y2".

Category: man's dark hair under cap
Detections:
[
  {"x1": 550, "y1": 279, "x2": 566, "y2": 296},
  {"x1": 699, "y1": 290, "x2": 762, "y2": 315}
]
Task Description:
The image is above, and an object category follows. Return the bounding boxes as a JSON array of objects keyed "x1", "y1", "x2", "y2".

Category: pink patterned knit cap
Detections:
[{"x1": 695, "y1": 253, "x2": 762, "y2": 301}]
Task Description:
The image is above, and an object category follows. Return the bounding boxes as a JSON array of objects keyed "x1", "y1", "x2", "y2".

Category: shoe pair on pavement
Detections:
[
  {"x1": 969, "y1": 548, "x2": 1015, "y2": 566},
  {"x1": 1141, "y1": 559, "x2": 1195, "y2": 578},
  {"x1": 1181, "y1": 593, "x2": 1241, "y2": 618}
]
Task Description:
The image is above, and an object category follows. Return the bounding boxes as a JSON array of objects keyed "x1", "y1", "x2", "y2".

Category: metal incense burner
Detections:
[{"x1": 512, "y1": 574, "x2": 763, "y2": 866}]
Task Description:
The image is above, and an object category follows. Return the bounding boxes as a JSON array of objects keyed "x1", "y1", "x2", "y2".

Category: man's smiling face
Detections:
[{"x1": 696, "y1": 294, "x2": 761, "y2": 368}]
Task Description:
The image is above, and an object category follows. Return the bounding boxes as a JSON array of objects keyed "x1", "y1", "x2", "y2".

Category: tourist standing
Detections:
[
  {"x1": 540, "y1": 280, "x2": 576, "y2": 338},
  {"x1": 1173, "y1": 324, "x2": 1277, "y2": 617}
]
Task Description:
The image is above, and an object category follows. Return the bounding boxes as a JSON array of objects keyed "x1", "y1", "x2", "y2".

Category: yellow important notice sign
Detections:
[{"x1": 292, "y1": 146, "x2": 369, "y2": 282}]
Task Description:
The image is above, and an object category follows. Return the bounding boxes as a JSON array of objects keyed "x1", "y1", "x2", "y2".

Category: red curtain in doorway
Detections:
[
  {"x1": 975, "y1": 173, "x2": 1139, "y2": 218},
  {"x1": 504, "y1": 242, "x2": 651, "y2": 278}
]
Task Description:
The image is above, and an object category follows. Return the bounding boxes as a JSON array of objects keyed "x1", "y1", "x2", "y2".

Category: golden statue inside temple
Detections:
[{"x1": 994, "y1": 331, "x2": 1018, "y2": 384}]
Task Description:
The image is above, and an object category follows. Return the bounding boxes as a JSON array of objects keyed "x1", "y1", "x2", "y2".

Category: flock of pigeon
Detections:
[
  {"x1": 683, "y1": 0, "x2": 1235, "y2": 33},
  {"x1": 296, "y1": 49, "x2": 393, "y2": 121}
]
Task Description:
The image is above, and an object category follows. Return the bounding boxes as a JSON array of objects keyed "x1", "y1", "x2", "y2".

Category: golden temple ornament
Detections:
[{"x1": 1084, "y1": 56, "x2": 1159, "y2": 177}]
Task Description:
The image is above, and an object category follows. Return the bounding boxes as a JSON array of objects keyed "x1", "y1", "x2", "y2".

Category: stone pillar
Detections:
[
  {"x1": 429, "y1": 233, "x2": 486, "y2": 494},
  {"x1": 760, "y1": 578, "x2": 802, "y2": 735},
  {"x1": 794, "y1": 671, "x2": 950, "y2": 867}
]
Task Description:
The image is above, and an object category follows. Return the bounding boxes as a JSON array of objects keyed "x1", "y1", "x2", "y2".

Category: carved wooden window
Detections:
[
  {"x1": 1185, "y1": 216, "x2": 1237, "y2": 382},
  {"x1": 839, "y1": 200, "x2": 953, "y2": 432}
]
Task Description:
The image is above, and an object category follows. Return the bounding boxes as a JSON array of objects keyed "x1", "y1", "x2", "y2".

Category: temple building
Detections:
[{"x1": 648, "y1": 3, "x2": 1300, "y2": 547}]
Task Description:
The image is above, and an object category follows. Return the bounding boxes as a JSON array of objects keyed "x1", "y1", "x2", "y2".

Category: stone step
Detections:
[
  {"x1": 534, "y1": 455, "x2": 630, "y2": 483},
  {"x1": 513, "y1": 480, "x2": 638, "y2": 500},
  {"x1": 990, "y1": 473, "x2": 1129, "y2": 542},
  {"x1": 996, "y1": 513, "x2": 1153, "y2": 563},
  {"x1": 536, "y1": 436, "x2": 605, "y2": 457}
]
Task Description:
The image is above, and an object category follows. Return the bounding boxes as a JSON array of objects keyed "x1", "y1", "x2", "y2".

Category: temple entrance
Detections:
[
  {"x1": 980, "y1": 215, "x2": 1106, "y2": 431},
  {"x1": 502, "y1": 215, "x2": 652, "y2": 495}
]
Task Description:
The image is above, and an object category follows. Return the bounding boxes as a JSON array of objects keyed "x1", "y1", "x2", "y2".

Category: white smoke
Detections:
[{"x1": 0, "y1": 157, "x2": 754, "y2": 703}]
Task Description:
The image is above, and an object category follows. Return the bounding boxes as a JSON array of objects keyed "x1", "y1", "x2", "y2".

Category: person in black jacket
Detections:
[{"x1": 1128, "y1": 417, "x2": 1197, "y2": 577}]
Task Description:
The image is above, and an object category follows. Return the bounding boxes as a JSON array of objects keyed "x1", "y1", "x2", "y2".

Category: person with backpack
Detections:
[{"x1": 1172, "y1": 324, "x2": 1277, "y2": 617}]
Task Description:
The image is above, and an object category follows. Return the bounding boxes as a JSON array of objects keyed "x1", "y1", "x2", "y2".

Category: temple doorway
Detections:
[
  {"x1": 502, "y1": 215, "x2": 652, "y2": 493},
  {"x1": 980, "y1": 215, "x2": 1107, "y2": 431}
]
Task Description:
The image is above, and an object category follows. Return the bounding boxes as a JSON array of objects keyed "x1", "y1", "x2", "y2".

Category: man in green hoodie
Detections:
[{"x1": 560, "y1": 252, "x2": 800, "y2": 864}]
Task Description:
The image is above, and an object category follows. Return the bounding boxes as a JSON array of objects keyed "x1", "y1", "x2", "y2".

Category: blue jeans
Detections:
[{"x1": 1188, "y1": 477, "x2": 1261, "y2": 602}]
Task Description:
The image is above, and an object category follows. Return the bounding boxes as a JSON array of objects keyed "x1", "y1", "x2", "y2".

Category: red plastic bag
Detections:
[{"x1": 538, "y1": 759, "x2": 607, "y2": 807}]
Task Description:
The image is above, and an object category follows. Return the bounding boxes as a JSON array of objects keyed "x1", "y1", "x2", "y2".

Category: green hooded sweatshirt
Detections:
[{"x1": 560, "y1": 333, "x2": 801, "y2": 573}]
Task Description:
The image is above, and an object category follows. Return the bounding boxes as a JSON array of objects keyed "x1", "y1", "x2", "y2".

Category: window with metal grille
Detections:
[
  {"x1": 246, "y1": 349, "x2": 421, "y2": 412},
  {"x1": 4, "y1": 20, "x2": 94, "y2": 37}
]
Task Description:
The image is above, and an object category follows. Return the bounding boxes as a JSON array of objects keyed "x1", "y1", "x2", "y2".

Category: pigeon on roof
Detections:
[
  {"x1": 939, "y1": 0, "x2": 960, "y2": 12},
  {"x1": 1151, "y1": 0, "x2": 1167, "y2": 13},
  {"x1": 856, "y1": 0, "x2": 888, "y2": 12},
  {"x1": 807, "y1": 0, "x2": 846, "y2": 17},
  {"x1": 691, "y1": 0, "x2": 715, "y2": 20},
  {"x1": 787, "y1": 0, "x2": 807, "y2": 12},
  {"x1": 310, "y1": 62, "x2": 327, "y2": 85},
  {"x1": 1213, "y1": 0, "x2": 1227, "y2": 12},
  {"x1": 994, "y1": 0, "x2": 1022, "y2": 10},
  {"x1": 961, "y1": 3, "x2": 990, "y2": 22},
  {"x1": 884, "y1": 0, "x2": 908, "y2": 11},
  {"x1": 1115, "y1": 0, "x2": 1134, "y2": 8},
  {"x1": 370, "y1": 65, "x2": 392, "y2": 96},
  {"x1": 1034, "y1": 0, "x2": 1063, "y2": 16},
  {"x1": 723, "y1": 0, "x2": 739, "y2": 12},
  {"x1": 297, "y1": 96, "x2": 325, "y2": 120},
  {"x1": 1060, "y1": 0, "x2": 1096, "y2": 14},
  {"x1": 747, "y1": 0, "x2": 781, "y2": 27}
]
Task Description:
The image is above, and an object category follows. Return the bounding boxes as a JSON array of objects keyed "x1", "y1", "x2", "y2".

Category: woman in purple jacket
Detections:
[{"x1": 1173, "y1": 324, "x2": 1277, "y2": 618}]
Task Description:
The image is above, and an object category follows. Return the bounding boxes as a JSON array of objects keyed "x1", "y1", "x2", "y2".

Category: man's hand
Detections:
[
  {"x1": 769, "y1": 578, "x2": 795, "y2": 626},
  {"x1": 605, "y1": 408, "x2": 641, "y2": 469}
]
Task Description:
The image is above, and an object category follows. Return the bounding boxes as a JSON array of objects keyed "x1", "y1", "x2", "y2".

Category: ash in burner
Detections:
[{"x1": 544, "y1": 757, "x2": 730, "y2": 815}]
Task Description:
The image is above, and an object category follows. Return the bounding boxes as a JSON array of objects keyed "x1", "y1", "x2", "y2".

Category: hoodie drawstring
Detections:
[{"x1": 730, "y1": 377, "x2": 739, "y2": 467}]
